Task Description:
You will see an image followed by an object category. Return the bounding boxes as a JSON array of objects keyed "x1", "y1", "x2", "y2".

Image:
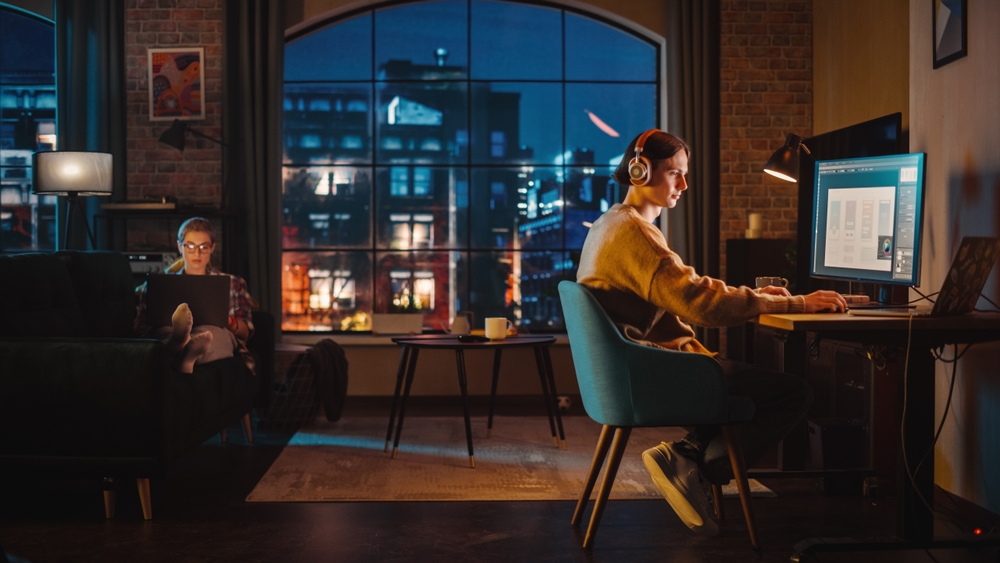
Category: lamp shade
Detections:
[
  {"x1": 158, "y1": 119, "x2": 188, "y2": 151},
  {"x1": 763, "y1": 133, "x2": 807, "y2": 182},
  {"x1": 32, "y1": 151, "x2": 113, "y2": 196}
]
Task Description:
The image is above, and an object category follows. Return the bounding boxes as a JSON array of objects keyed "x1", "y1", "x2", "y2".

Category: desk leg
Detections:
[
  {"x1": 533, "y1": 347, "x2": 558, "y2": 448},
  {"x1": 898, "y1": 347, "x2": 934, "y2": 540},
  {"x1": 385, "y1": 347, "x2": 410, "y2": 452},
  {"x1": 455, "y1": 350, "x2": 475, "y2": 468},
  {"x1": 770, "y1": 329, "x2": 809, "y2": 471},
  {"x1": 542, "y1": 347, "x2": 567, "y2": 450},
  {"x1": 486, "y1": 349, "x2": 502, "y2": 438},
  {"x1": 391, "y1": 348, "x2": 419, "y2": 459}
]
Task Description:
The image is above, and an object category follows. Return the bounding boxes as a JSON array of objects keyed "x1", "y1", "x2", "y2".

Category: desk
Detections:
[
  {"x1": 385, "y1": 335, "x2": 564, "y2": 468},
  {"x1": 756, "y1": 312, "x2": 1000, "y2": 560}
]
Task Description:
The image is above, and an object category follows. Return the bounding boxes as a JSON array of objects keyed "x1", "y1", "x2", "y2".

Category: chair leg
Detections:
[
  {"x1": 722, "y1": 425, "x2": 759, "y2": 550},
  {"x1": 572, "y1": 424, "x2": 614, "y2": 526},
  {"x1": 712, "y1": 484, "x2": 725, "y2": 521},
  {"x1": 242, "y1": 413, "x2": 253, "y2": 444},
  {"x1": 102, "y1": 477, "x2": 115, "y2": 519},
  {"x1": 136, "y1": 478, "x2": 152, "y2": 520},
  {"x1": 583, "y1": 426, "x2": 631, "y2": 549}
]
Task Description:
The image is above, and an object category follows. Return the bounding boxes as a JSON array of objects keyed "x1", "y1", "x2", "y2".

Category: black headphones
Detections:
[{"x1": 627, "y1": 129, "x2": 661, "y2": 186}]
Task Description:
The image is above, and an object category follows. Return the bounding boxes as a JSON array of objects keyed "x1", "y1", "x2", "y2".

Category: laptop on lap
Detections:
[
  {"x1": 145, "y1": 274, "x2": 231, "y2": 328},
  {"x1": 848, "y1": 236, "x2": 1000, "y2": 318}
]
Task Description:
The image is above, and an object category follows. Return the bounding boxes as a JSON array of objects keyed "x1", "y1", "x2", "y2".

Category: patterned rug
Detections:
[{"x1": 246, "y1": 415, "x2": 775, "y2": 502}]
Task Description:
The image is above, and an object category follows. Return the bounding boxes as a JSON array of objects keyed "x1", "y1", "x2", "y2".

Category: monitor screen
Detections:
[{"x1": 811, "y1": 153, "x2": 925, "y2": 286}]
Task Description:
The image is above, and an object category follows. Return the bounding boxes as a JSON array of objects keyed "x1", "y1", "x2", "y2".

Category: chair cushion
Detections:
[
  {"x1": 56, "y1": 251, "x2": 137, "y2": 338},
  {"x1": 0, "y1": 253, "x2": 86, "y2": 338}
]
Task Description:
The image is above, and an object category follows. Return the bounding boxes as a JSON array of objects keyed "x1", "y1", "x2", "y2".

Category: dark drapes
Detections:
[
  {"x1": 223, "y1": 1, "x2": 284, "y2": 328},
  {"x1": 665, "y1": 0, "x2": 721, "y2": 349},
  {"x1": 54, "y1": 0, "x2": 127, "y2": 249}
]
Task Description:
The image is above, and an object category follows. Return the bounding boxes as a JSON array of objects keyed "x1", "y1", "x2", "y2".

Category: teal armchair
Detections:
[{"x1": 558, "y1": 281, "x2": 760, "y2": 549}]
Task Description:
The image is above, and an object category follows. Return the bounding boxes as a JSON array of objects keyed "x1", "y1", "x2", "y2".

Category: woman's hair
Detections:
[
  {"x1": 611, "y1": 130, "x2": 691, "y2": 186},
  {"x1": 177, "y1": 217, "x2": 215, "y2": 243}
]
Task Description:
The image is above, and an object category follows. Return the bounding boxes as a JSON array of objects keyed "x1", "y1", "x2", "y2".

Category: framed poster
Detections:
[
  {"x1": 933, "y1": 0, "x2": 967, "y2": 68},
  {"x1": 148, "y1": 47, "x2": 205, "y2": 121}
]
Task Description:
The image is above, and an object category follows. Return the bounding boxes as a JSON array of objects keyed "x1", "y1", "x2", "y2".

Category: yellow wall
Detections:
[
  {"x1": 908, "y1": 0, "x2": 1000, "y2": 513},
  {"x1": 813, "y1": 0, "x2": 909, "y2": 135}
]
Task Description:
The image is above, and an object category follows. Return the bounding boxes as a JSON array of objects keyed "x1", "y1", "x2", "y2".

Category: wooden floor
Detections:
[{"x1": 1, "y1": 401, "x2": 998, "y2": 563}]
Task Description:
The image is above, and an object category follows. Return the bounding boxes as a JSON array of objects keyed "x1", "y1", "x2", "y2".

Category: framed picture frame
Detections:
[
  {"x1": 148, "y1": 47, "x2": 205, "y2": 121},
  {"x1": 933, "y1": 0, "x2": 967, "y2": 69}
]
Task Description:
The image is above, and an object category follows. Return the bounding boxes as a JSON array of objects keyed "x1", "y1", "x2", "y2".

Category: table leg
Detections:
[
  {"x1": 385, "y1": 347, "x2": 410, "y2": 452},
  {"x1": 542, "y1": 346, "x2": 567, "y2": 450},
  {"x1": 391, "y1": 348, "x2": 419, "y2": 459},
  {"x1": 533, "y1": 346, "x2": 558, "y2": 448},
  {"x1": 486, "y1": 349, "x2": 502, "y2": 438},
  {"x1": 455, "y1": 350, "x2": 475, "y2": 468},
  {"x1": 897, "y1": 347, "x2": 935, "y2": 540}
]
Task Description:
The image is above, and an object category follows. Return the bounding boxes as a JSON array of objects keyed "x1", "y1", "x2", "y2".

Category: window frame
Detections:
[{"x1": 281, "y1": 0, "x2": 667, "y2": 333}]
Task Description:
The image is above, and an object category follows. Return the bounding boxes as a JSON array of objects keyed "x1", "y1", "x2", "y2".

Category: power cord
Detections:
[
  {"x1": 911, "y1": 288, "x2": 938, "y2": 304},
  {"x1": 977, "y1": 293, "x2": 1000, "y2": 313},
  {"x1": 900, "y1": 314, "x2": 975, "y2": 521}
]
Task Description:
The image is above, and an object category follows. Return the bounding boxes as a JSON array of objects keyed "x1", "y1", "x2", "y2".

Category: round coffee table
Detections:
[{"x1": 385, "y1": 334, "x2": 565, "y2": 468}]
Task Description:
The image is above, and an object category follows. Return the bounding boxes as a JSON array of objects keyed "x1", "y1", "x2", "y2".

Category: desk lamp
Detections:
[
  {"x1": 763, "y1": 133, "x2": 810, "y2": 182},
  {"x1": 158, "y1": 119, "x2": 226, "y2": 151},
  {"x1": 32, "y1": 151, "x2": 113, "y2": 250}
]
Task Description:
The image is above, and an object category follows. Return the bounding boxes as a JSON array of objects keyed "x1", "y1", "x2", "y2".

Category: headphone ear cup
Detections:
[{"x1": 628, "y1": 155, "x2": 651, "y2": 186}]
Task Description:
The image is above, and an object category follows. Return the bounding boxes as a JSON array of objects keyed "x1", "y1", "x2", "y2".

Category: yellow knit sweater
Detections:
[{"x1": 577, "y1": 204, "x2": 805, "y2": 354}]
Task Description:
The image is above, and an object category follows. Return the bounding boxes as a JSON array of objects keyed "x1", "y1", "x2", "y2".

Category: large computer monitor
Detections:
[{"x1": 811, "y1": 153, "x2": 925, "y2": 287}]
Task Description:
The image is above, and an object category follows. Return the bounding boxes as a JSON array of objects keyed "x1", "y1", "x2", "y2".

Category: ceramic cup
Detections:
[
  {"x1": 755, "y1": 276, "x2": 789, "y2": 289},
  {"x1": 484, "y1": 317, "x2": 513, "y2": 340}
]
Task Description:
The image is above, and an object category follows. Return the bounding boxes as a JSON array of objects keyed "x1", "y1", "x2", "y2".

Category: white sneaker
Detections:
[{"x1": 642, "y1": 441, "x2": 719, "y2": 536}]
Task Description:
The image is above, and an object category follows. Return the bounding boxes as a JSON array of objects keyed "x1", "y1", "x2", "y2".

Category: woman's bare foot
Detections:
[
  {"x1": 167, "y1": 303, "x2": 194, "y2": 353},
  {"x1": 179, "y1": 331, "x2": 213, "y2": 374}
]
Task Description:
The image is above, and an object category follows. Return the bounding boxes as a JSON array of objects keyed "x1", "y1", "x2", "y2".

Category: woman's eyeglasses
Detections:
[{"x1": 181, "y1": 242, "x2": 213, "y2": 253}]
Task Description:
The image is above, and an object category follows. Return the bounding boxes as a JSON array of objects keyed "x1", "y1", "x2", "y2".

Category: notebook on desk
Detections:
[
  {"x1": 145, "y1": 274, "x2": 230, "y2": 328},
  {"x1": 848, "y1": 236, "x2": 1000, "y2": 318}
]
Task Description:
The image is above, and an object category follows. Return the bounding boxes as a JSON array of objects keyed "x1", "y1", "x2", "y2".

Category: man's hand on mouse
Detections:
[{"x1": 802, "y1": 290, "x2": 848, "y2": 313}]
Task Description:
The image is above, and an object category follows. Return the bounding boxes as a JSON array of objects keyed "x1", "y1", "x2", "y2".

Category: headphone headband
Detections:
[{"x1": 633, "y1": 129, "x2": 661, "y2": 156}]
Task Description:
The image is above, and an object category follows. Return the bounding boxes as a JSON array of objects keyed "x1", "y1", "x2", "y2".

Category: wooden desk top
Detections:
[{"x1": 757, "y1": 311, "x2": 1000, "y2": 337}]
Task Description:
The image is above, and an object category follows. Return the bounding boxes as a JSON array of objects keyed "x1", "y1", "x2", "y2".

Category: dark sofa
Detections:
[{"x1": 0, "y1": 251, "x2": 257, "y2": 519}]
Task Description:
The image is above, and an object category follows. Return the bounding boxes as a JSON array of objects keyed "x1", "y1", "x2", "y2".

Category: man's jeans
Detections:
[{"x1": 678, "y1": 358, "x2": 813, "y2": 485}]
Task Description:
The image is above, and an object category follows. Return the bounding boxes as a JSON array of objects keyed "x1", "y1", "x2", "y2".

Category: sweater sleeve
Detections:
[{"x1": 632, "y1": 220, "x2": 805, "y2": 327}]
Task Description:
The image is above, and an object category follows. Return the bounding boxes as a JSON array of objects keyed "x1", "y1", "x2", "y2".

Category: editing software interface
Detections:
[{"x1": 811, "y1": 153, "x2": 925, "y2": 285}]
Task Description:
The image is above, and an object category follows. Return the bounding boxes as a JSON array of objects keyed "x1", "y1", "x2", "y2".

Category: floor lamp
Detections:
[{"x1": 32, "y1": 151, "x2": 113, "y2": 250}]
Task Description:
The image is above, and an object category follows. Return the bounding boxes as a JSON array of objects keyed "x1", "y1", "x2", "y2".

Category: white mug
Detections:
[{"x1": 484, "y1": 317, "x2": 513, "y2": 340}]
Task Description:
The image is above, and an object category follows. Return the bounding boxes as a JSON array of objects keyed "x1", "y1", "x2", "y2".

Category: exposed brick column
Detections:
[
  {"x1": 717, "y1": 0, "x2": 812, "y2": 354},
  {"x1": 124, "y1": 0, "x2": 224, "y2": 251},
  {"x1": 719, "y1": 0, "x2": 812, "y2": 273}
]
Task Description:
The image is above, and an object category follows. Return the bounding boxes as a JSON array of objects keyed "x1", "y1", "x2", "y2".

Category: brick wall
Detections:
[
  {"x1": 124, "y1": 0, "x2": 224, "y2": 251},
  {"x1": 718, "y1": 0, "x2": 812, "y2": 274}
]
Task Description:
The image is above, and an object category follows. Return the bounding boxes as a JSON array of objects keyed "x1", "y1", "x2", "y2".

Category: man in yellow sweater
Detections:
[{"x1": 578, "y1": 129, "x2": 846, "y2": 536}]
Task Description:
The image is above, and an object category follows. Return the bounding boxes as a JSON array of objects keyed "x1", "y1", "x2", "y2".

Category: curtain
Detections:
[
  {"x1": 665, "y1": 0, "x2": 721, "y2": 350},
  {"x1": 223, "y1": 1, "x2": 285, "y2": 330},
  {"x1": 54, "y1": 0, "x2": 127, "y2": 250}
]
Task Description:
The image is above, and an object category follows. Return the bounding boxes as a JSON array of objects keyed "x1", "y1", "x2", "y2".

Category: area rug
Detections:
[{"x1": 246, "y1": 416, "x2": 775, "y2": 502}]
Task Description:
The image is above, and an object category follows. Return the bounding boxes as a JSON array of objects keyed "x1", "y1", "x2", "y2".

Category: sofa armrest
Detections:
[{"x1": 0, "y1": 338, "x2": 167, "y2": 461}]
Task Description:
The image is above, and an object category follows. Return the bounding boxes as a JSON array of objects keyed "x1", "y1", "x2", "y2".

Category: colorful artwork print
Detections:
[{"x1": 148, "y1": 48, "x2": 205, "y2": 120}]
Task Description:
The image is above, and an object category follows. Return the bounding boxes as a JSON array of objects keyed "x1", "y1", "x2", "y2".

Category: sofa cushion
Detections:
[
  {"x1": 56, "y1": 251, "x2": 137, "y2": 338},
  {"x1": 0, "y1": 253, "x2": 85, "y2": 338}
]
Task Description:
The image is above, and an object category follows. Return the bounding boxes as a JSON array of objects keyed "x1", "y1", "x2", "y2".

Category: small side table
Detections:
[{"x1": 385, "y1": 334, "x2": 565, "y2": 468}]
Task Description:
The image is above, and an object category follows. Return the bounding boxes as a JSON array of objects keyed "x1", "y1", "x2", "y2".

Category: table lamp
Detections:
[
  {"x1": 763, "y1": 133, "x2": 811, "y2": 182},
  {"x1": 32, "y1": 151, "x2": 113, "y2": 250}
]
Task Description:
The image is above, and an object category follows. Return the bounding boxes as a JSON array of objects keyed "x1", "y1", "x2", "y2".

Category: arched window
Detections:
[
  {"x1": 281, "y1": 0, "x2": 660, "y2": 332},
  {"x1": 0, "y1": 5, "x2": 57, "y2": 252}
]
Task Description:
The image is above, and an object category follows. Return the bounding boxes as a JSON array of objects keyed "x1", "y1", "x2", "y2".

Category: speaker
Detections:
[{"x1": 627, "y1": 129, "x2": 661, "y2": 186}]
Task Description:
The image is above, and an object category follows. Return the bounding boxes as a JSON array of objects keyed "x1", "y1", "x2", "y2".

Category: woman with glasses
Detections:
[{"x1": 136, "y1": 217, "x2": 255, "y2": 373}]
